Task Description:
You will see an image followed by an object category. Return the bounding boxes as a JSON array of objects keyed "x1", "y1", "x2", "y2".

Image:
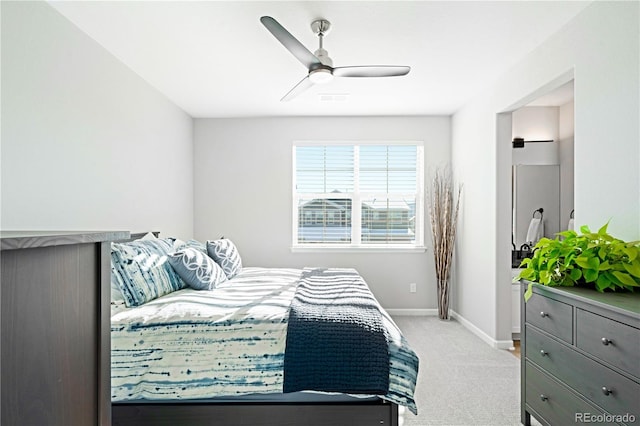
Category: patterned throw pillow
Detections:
[
  {"x1": 110, "y1": 274, "x2": 125, "y2": 304},
  {"x1": 170, "y1": 238, "x2": 207, "y2": 254},
  {"x1": 111, "y1": 238, "x2": 186, "y2": 307},
  {"x1": 206, "y1": 239, "x2": 243, "y2": 279},
  {"x1": 168, "y1": 247, "x2": 227, "y2": 290}
]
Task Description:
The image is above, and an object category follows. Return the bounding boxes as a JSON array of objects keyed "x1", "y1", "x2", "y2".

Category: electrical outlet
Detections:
[{"x1": 409, "y1": 283, "x2": 417, "y2": 293}]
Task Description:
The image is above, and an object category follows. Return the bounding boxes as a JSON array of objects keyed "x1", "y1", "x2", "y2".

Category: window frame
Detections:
[{"x1": 291, "y1": 140, "x2": 426, "y2": 252}]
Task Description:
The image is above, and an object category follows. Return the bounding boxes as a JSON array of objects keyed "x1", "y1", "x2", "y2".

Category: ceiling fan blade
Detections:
[
  {"x1": 281, "y1": 76, "x2": 315, "y2": 102},
  {"x1": 260, "y1": 16, "x2": 321, "y2": 70},
  {"x1": 333, "y1": 65, "x2": 411, "y2": 78}
]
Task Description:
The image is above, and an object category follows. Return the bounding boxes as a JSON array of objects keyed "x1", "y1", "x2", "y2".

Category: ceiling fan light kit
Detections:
[
  {"x1": 260, "y1": 16, "x2": 410, "y2": 101},
  {"x1": 309, "y1": 68, "x2": 333, "y2": 84}
]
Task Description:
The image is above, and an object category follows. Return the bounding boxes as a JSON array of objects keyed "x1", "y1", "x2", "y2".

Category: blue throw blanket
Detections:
[{"x1": 283, "y1": 268, "x2": 390, "y2": 395}]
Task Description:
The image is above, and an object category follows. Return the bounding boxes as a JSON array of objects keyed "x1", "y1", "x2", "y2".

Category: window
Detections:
[{"x1": 293, "y1": 142, "x2": 424, "y2": 249}]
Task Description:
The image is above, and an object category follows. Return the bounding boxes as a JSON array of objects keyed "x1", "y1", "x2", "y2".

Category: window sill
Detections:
[{"x1": 290, "y1": 245, "x2": 427, "y2": 254}]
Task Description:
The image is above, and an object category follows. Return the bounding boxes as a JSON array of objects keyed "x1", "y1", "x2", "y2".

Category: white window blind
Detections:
[{"x1": 293, "y1": 142, "x2": 424, "y2": 248}]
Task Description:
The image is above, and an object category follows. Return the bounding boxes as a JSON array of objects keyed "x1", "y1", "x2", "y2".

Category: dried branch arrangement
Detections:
[{"x1": 428, "y1": 168, "x2": 462, "y2": 320}]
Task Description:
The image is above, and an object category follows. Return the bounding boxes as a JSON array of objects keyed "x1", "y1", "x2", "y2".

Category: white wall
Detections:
[
  {"x1": 451, "y1": 1, "x2": 639, "y2": 345},
  {"x1": 512, "y1": 107, "x2": 559, "y2": 165},
  {"x1": 194, "y1": 116, "x2": 450, "y2": 310},
  {"x1": 1, "y1": 1, "x2": 194, "y2": 238},
  {"x1": 558, "y1": 101, "x2": 575, "y2": 232}
]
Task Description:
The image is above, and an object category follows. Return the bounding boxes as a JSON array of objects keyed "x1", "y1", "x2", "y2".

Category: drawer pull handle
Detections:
[
  {"x1": 602, "y1": 387, "x2": 613, "y2": 396},
  {"x1": 540, "y1": 349, "x2": 548, "y2": 357},
  {"x1": 540, "y1": 311, "x2": 548, "y2": 318},
  {"x1": 601, "y1": 338, "x2": 613, "y2": 346},
  {"x1": 540, "y1": 394, "x2": 548, "y2": 402}
]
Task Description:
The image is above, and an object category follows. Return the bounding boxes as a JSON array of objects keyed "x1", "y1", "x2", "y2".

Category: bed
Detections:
[{"x1": 110, "y1": 233, "x2": 419, "y2": 426}]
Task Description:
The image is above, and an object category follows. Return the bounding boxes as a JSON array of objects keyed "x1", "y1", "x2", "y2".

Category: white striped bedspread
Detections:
[{"x1": 111, "y1": 267, "x2": 419, "y2": 414}]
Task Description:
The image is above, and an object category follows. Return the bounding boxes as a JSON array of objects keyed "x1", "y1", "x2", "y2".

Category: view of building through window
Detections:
[{"x1": 293, "y1": 143, "x2": 423, "y2": 246}]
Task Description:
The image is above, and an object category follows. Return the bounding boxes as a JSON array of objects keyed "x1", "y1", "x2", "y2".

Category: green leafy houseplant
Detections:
[{"x1": 517, "y1": 222, "x2": 640, "y2": 301}]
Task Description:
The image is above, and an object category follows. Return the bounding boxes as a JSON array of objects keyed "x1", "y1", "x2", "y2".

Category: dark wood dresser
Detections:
[
  {"x1": 521, "y1": 282, "x2": 640, "y2": 426},
  {"x1": 1, "y1": 231, "x2": 128, "y2": 426}
]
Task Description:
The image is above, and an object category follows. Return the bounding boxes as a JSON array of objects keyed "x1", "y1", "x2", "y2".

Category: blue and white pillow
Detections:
[
  {"x1": 111, "y1": 238, "x2": 186, "y2": 307},
  {"x1": 110, "y1": 273, "x2": 125, "y2": 304},
  {"x1": 168, "y1": 247, "x2": 227, "y2": 290},
  {"x1": 207, "y1": 239, "x2": 243, "y2": 280},
  {"x1": 111, "y1": 233, "x2": 158, "y2": 306},
  {"x1": 170, "y1": 238, "x2": 207, "y2": 254}
]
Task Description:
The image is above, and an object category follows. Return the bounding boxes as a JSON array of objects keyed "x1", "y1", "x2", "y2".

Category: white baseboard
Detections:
[
  {"x1": 384, "y1": 308, "x2": 515, "y2": 350},
  {"x1": 385, "y1": 308, "x2": 438, "y2": 316},
  {"x1": 450, "y1": 310, "x2": 514, "y2": 350}
]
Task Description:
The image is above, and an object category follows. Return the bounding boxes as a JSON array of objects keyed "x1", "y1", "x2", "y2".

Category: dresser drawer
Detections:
[
  {"x1": 526, "y1": 292, "x2": 573, "y2": 343},
  {"x1": 526, "y1": 325, "x2": 640, "y2": 421},
  {"x1": 577, "y1": 308, "x2": 640, "y2": 380},
  {"x1": 525, "y1": 362, "x2": 608, "y2": 425}
]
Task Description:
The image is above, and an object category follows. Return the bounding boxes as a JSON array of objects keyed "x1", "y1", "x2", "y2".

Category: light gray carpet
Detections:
[{"x1": 393, "y1": 316, "x2": 535, "y2": 426}]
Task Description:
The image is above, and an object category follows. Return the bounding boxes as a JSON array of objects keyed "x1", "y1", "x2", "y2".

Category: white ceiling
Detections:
[{"x1": 48, "y1": 1, "x2": 591, "y2": 118}]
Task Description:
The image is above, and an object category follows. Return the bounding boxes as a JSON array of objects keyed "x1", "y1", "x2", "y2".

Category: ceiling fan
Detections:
[{"x1": 260, "y1": 16, "x2": 411, "y2": 101}]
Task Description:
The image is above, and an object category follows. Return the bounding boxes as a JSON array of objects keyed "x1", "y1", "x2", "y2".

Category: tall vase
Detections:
[{"x1": 437, "y1": 278, "x2": 450, "y2": 320}]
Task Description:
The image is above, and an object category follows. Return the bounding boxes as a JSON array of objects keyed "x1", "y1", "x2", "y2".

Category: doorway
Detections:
[{"x1": 496, "y1": 73, "x2": 575, "y2": 346}]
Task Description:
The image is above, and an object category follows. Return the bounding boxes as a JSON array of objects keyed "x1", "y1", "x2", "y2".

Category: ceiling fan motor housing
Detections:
[{"x1": 313, "y1": 48, "x2": 333, "y2": 67}]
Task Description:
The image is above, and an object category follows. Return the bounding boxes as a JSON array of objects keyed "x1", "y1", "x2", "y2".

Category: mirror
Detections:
[{"x1": 512, "y1": 164, "x2": 560, "y2": 249}]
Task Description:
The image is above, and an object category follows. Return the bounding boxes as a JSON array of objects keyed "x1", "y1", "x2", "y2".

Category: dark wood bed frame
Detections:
[
  {"x1": 111, "y1": 233, "x2": 400, "y2": 426},
  {"x1": 113, "y1": 400, "x2": 399, "y2": 426}
]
